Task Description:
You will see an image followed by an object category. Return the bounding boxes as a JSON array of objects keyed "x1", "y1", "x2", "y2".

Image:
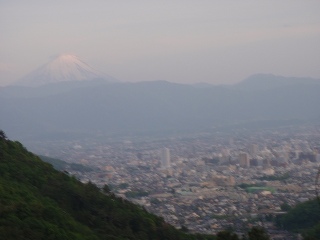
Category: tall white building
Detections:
[
  {"x1": 248, "y1": 144, "x2": 258, "y2": 156},
  {"x1": 161, "y1": 148, "x2": 171, "y2": 169},
  {"x1": 239, "y1": 152, "x2": 250, "y2": 168}
]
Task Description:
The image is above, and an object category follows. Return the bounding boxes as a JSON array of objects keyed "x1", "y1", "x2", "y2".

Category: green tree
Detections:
[
  {"x1": 180, "y1": 225, "x2": 189, "y2": 233},
  {"x1": 216, "y1": 230, "x2": 239, "y2": 240},
  {"x1": 0, "y1": 129, "x2": 7, "y2": 139},
  {"x1": 247, "y1": 226, "x2": 270, "y2": 240},
  {"x1": 280, "y1": 202, "x2": 292, "y2": 212},
  {"x1": 102, "y1": 184, "x2": 111, "y2": 194}
]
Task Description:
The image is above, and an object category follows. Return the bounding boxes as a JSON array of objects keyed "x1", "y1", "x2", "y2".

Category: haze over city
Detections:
[
  {"x1": 1, "y1": 0, "x2": 320, "y2": 86},
  {"x1": 2, "y1": 1, "x2": 320, "y2": 239}
]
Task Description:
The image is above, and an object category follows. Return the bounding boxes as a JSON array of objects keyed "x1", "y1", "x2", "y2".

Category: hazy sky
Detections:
[{"x1": 1, "y1": 0, "x2": 320, "y2": 86}]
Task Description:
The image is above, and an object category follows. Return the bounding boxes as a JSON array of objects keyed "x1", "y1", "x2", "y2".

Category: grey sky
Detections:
[{"x1": 1, "y1": 0, "x2": 320, "y2": 86}]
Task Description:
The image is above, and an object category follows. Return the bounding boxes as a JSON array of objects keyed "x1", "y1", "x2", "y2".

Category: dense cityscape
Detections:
[{"x1": 26, "y1": 123, "x2": 320, "y2": 239}]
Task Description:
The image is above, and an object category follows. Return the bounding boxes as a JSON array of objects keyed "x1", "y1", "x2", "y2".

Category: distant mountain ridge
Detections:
[
  {"x1": 1, "y1": 74, "x2": 320, "y2": 141},
  {"x1": 15, "y1": 54, "x2": 118, "y2": 87},
  {"x1": 234, "y1": 73, "x2": 320, "y2": 91}
]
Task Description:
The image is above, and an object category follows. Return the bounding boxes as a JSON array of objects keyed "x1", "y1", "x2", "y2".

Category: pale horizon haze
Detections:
[{"x1": 1, "y1": 0, "x2": 320, "y2": 86}]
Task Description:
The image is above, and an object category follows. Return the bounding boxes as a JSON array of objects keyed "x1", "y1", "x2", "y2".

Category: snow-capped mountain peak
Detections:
[{"x1": 16, "y1": 54, "x2": 117, "y2": 86}]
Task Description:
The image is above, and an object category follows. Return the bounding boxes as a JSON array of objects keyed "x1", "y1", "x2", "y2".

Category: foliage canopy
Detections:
[{"x1": 0, "y1": 131, "x2": 215, "y2": 240}]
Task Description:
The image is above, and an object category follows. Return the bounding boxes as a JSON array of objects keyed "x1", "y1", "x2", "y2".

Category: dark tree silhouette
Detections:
[
  {"x1": 247, "y1": 226, "x2": 270, "y2": 240},
  {"x1": 216, "y1": 230, "x2": 239, "y2": 240},
  {"x1": 0, "y1": 130, "x2": 7, "y2": 140}
]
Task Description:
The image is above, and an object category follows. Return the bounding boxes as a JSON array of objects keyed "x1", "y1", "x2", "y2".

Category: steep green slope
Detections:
[
  {"x1": 275, "y1": 198, "x2": 320, "y2": 239},
  {"x1": 0, "y1": 132, "x2": 215, "y2": 240}
]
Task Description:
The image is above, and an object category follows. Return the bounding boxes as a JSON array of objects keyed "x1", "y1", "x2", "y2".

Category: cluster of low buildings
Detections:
[{"x1": 29, "y1": 124, "x2": 320, "y2": 239}]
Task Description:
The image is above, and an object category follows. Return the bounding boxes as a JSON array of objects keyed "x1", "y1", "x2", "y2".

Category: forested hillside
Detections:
[
  {"x1": 276, "y1": 198, "x2": 320, "y2": 239},
  {"x1": 0, "y1": 131, "x2": 215, "y2": 240}
]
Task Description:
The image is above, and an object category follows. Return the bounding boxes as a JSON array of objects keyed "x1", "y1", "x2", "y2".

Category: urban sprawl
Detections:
[{"x1": 30, "y1": 125, "x2": 320, "y2": 239}]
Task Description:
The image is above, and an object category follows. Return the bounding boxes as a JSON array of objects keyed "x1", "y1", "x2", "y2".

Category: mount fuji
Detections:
[{"x1": 16, "y1": 54, "x2": 117, "y2": 87}]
